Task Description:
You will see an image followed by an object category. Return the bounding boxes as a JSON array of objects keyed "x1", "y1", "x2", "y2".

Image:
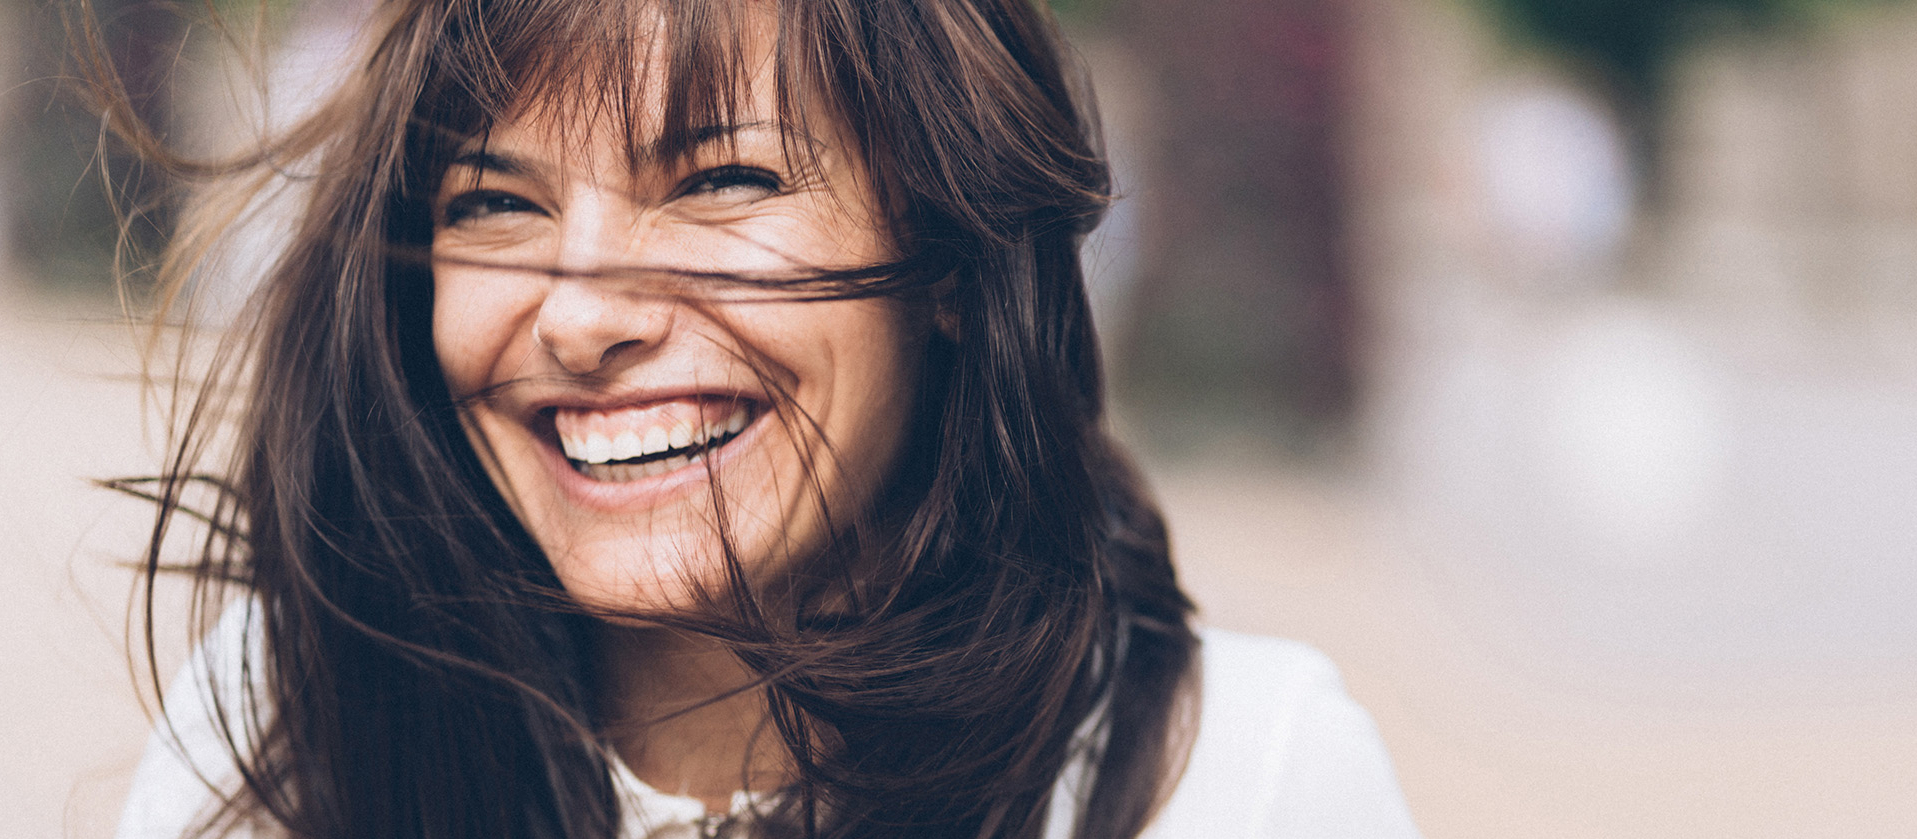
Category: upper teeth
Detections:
[{"x1": 560, "y1": 405, "x2": 749, "y2": 465}]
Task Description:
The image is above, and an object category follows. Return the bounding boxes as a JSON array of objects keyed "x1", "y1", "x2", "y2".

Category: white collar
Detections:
[
  {"x1": 605, "y1": 743, "x2": 1092, "y2": 839},
  {"x1": 608, "y1": 752, "x2": 764, "y2": 839},
  {"x1": 604, "y1": 660, "x2": 1114, "y2": 839}
]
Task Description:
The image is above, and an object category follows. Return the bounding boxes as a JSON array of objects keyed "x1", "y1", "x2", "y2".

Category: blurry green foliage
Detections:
[{"x1": 1043, "y1": 0, "x2": 1115, "y2": 27}]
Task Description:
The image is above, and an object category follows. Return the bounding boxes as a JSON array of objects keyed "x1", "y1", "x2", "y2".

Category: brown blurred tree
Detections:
[{"x1": 1098, "y1": 0, "x2": 1356, "y2": 456}]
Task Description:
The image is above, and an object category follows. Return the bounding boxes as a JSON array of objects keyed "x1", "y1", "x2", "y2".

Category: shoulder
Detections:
[
  {"x1": 116, "y1": 599, "x2": 272, "y2": 839},
  {"x1": 1192, "y1": 626, "x2": 1345, "y2": 718},
  {"x1": 1141, "y1": 627, "x2": 1423, "y2": 839}
]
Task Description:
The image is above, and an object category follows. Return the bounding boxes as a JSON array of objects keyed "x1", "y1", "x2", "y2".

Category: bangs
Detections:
[{"x1": 428, "y1": 0, "x2": 830, "y2": 183}]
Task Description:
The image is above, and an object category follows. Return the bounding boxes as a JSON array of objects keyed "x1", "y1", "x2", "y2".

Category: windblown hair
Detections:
[{"x1": 89, "y1": 0, "x2": 1197, "y2": 837}]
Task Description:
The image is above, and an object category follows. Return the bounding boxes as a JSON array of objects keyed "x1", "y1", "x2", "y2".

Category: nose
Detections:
[
  {"x1": 534, "y1": 201, "x2": 675, "y2": 375},
  {"x1": 533, "y1": 278, "x2": 676, "y2": 375}
]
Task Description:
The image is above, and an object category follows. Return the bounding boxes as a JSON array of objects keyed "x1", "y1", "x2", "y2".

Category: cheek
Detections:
[
  {"x1": 824, "y1": 304, "x2": 931, "y2": 477},
  {"x1": 431, "y1": 267, "x2": 535, "y2": 395},
  {"x1": 718, "y1": 299, "x2": 926, "y2": 481}
]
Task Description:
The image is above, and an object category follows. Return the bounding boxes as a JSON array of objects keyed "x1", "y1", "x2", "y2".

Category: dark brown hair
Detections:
[{"x1": 90, "y1": 0, "x2": 1198, "y2": 836}]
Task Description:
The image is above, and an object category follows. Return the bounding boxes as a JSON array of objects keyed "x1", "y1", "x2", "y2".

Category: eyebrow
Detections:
[
  {"x1": 667, "y1": 121, "x2": 821, "y2": 154},
  {"x1": 447, "y1": 121, "x2": 816, "y2": 176},
  {"x1": 448, "y1": 149, "x2": 541, "y2": 178},
  {"x1": 685, "y1": 121, "x2": 771, "y2": 147}
]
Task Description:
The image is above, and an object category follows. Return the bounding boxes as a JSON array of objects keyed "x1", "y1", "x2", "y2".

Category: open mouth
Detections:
[{"x1": 553, "y1": 400, "x2": 757, "y2": 482}]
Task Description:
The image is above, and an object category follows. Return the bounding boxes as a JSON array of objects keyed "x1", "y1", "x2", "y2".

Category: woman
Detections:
[{"x1": 104, "y1": 0, "x2": 1421, "y2": 836}]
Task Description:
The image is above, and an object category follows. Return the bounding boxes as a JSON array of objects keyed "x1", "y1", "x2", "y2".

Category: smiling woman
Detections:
[
  {"x1": 431, "y1": 89, "x2": 922, "y2": 617},
  {"x1": 90, "y1": 0, "x2": 1420, "y2": 837}
]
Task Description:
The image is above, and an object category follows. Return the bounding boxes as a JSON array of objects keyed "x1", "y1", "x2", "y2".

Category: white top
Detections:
[
  {"x1": 118, "y1": 607, "x2": 1421, "y2": 839},
  {"x1": 1132, "y1": 629, "x2": 1422, "y2": 838}
]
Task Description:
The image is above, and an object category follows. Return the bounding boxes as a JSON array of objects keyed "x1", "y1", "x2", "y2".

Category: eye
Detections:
[
  {"x1": 677, "y1": 165, "x2": 783, "y2": 202},
  {"x1": 441, "y1": 190, "x2": 547, "y2": 226}
]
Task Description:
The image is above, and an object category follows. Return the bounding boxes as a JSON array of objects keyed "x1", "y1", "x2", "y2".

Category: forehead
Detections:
[{"x1": 480, "y1": 0, "x2": 787, "y2": 162}]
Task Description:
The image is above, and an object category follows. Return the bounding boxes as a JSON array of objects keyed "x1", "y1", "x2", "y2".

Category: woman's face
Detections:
[{"x1": 430, "y1": 27, "x2": 926, "y2": 613}]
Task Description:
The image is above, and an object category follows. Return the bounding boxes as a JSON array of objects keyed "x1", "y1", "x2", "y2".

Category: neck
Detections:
[{"x1": 595, "y1": 623, "x2": 791, "y2": 814}]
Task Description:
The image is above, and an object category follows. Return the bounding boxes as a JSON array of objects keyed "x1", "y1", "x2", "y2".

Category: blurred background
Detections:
[{"x1": 5, "y1": 0, "x2": 1916, "y2": 835}]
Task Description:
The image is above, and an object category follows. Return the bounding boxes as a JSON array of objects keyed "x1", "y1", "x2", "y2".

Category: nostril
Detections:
[{"x1": 598, "y1": 339, "x2": 646, "y2": 368}]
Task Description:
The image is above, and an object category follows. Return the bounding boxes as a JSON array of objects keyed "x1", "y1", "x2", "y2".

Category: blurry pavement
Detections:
[{"x1": 1, "y1": 289, "x2": 174, "y2": 839}]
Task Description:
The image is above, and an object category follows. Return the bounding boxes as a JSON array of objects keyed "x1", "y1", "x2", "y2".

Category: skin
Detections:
[{"x1": 429, "y1": 16, "x2": 927, "y2": 810}]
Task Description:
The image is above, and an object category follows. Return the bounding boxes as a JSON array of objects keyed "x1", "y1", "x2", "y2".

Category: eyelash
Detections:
[
  {"x1": 679, "y1": 165, "x2": 783, "y2": 199},
  {"x1": 439, "y1": 165, "x2": 784, "y2": 225},
  {"x1": 441, "y1": 190, "x2": 544, "y2": 226}
]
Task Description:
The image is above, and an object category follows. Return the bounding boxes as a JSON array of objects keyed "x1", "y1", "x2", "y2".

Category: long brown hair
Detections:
[{"x1": 87, "y1": 0, "x2": 1198, "y2": 836}]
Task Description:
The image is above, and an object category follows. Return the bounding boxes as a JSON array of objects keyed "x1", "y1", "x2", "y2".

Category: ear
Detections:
[
  {"x1": 934, "y1": 304, "x2": 960, "y2": 342},
  {"x1": 928, "y1": 271, "x2": 961, "y2": 342}
]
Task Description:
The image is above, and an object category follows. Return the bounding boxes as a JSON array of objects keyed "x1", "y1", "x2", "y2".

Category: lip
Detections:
[
  {"x1": 525, "y1": 382, "x2": 769, "y2": 416},
  {"x1": 531, "y1": 391, "x2": 771, "y2": 513}
]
